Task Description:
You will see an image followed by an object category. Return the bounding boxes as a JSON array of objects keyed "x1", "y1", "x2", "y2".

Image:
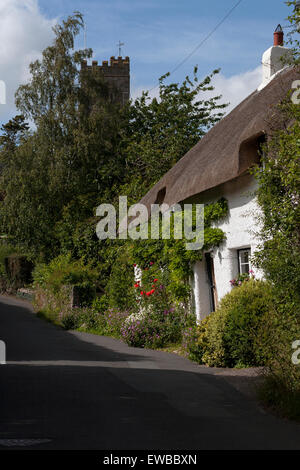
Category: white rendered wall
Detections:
[
  {"x1": 192, "y1": 174, "x2": 264, "y2": 321},
  {"x1": 258, "y1": 46, "x2": 291, "y2": 91}
]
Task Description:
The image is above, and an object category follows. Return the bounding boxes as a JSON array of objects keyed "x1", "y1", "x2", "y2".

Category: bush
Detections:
[
  {"x1": 256, "y1": 301, "x2": 300, "y2": 420},
  {"x1": 33, "y1": 254, "x2": 98, "y2": 320},
  {"x1": 188, "y1": 280, "x2": 274, "y2": 367},
  {"x1": 0, "y1": 243, "x2": 16, "y2": 277},
  {"x1": 61, "y1": 306, "x2": 129, "y2": 338},
  {"x1": 0, "y1": 243, "x2": 31, "y2": 292},
  {"x1": 4, "y1": 255, "x2": 34, "y2": 285},
  {"x1": 121, "y1": 307, "x2": 196, "y2": 349},
  {"x1": 33, "y1": 254, "x2": 97, "y2": 293}
]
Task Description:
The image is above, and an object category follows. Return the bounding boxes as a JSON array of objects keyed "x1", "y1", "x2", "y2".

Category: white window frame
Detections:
[{"x1": 238, "y1": 248, "x2": 251, "y2": 275}]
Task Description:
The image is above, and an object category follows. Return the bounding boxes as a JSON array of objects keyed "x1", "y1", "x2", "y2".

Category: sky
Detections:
[{"x1": 0, "y1": 0, "x2": 294, "y2": 124}]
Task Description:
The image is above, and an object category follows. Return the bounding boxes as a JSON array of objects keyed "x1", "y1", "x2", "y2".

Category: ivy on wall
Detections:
[{"x1": 105, "y1": 198, "x2": 228, "y2": 310}]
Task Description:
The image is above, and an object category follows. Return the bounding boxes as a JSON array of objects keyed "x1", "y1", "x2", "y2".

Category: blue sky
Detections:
[
  {"x1": 0, "y1": 1, "x2": 294, "y2": 124},
  {"x1": 38, "y1": 0, "x2": 291, "y2": 90}
]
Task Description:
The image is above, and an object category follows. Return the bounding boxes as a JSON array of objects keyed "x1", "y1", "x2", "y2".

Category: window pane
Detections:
[
  {"x1": 238, "y1": 249, "x2": 251, "y2": 274},
  {"x1": 240, "y1": 251, "x2": 249, "y2": 264},
  {"x1": 241, "y1": 263, "x2": 250, "y2": 274}
]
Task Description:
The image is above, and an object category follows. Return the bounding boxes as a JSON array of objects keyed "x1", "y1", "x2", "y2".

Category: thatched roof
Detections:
[{"x1": 139, "y1": 67, "x2": 298, "y2": 211}]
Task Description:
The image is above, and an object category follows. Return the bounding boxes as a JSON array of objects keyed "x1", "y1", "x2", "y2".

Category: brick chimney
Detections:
[{"x1": 258, "y1": 25, "x2": 292, "y2": 91}]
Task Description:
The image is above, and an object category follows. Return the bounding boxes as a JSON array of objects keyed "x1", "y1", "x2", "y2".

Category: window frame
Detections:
[{"x1": 237, "y1": 248, "x2": 251, "y2": 275}]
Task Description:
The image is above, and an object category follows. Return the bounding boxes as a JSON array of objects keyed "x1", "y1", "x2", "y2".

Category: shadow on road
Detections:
[{"x1": 0, "y1": 295, "x2": 299, "y2": 450}]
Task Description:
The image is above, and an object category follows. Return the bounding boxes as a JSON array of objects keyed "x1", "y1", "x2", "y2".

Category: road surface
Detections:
[{"x1": 0, "y1": 295, "x2": 299, "y2": 450}]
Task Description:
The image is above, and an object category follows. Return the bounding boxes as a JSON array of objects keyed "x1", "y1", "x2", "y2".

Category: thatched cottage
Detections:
[{"x1": 138, "y1": 27, "x2": 298, "y2": 321}]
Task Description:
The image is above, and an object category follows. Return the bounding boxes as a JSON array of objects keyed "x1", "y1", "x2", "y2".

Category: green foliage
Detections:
[
  {"x1": 0, "y1": 243, "x2": 18, "y2": 277},
  {"x1": 4, "y1": 255, "x2": 34, "y2": 286},
  {"x1": 121, "y1": 69, "x2": 227, "y2": 202},
  {"x1": 121, "y1": 307, "x2": 196, "y2": 349},
  {"x1": 105, "y1": 245, "x2": 136, "y2": 311},
  {"x1": 33, "y1": 253, "x2": 98, "y2": 293},
  {"x1": 286, "y1": 1, "x2": 300, "y2": 65},
  {"x1": 253, "y1": 99, "x2": 300, "y2": 302},
  {"x1": 188, "y1": 280, "x2": 274, "y2": 367},
  {"x1": 61, "y1": 306, "x2": 129, "y2": 338},
  {"x1": 0, "y1": 13, "x2": 125, "y2": 259},
  {"x1": 116, "y1": 199, "x2": 228, "y2": 309},
  {"x1": 251, "y1": 8, "x2": 300, "y2": 417},
  {"x1": 0, "y1": 243, "x2": 31, "y2": 292},
  {"x1": 255, "y1": 296, "x2": 300, "y2": 420}
]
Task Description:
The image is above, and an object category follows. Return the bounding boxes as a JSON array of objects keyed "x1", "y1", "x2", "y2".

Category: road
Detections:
[{"x1": 0, "y1": 295, "x2": 299, "y2": 450}]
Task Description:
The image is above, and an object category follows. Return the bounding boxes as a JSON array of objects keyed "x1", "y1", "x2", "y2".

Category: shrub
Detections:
[
  {"x1": 188, "y1": 280, "x2": 274, "y2": 367},
  {"x1": 61, "y1": 305, "x2": 129, "y2": 338},
  {"x1": 0, "y1": 243, "x2": 16, "y2": 277},
  {"x1": 4, "y1": 255, "x2": 34, "y2": 285},
  {"x1": 33, "y1": 254, "x2": 98, "y2": 320},
  {"x1": 0, "y1": 243, "x2": 32, "y2": 292},
  {"x1": 105, "y1": 249, "x2": 136, "y2": 311},
  {"x1": 256, "y1": 301, "x2": 300, "y2": 420},
  {"x1": 33, "y1": 254, "x2": 97, "y2": 293},
  {"x1": 121, "y1": 307, "x2": 196, "y2": 349}
]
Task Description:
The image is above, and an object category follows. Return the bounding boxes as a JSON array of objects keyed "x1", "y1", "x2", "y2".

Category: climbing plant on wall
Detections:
[{"x1": 105, "y1": 198, "x2": 228, "y2": 310}]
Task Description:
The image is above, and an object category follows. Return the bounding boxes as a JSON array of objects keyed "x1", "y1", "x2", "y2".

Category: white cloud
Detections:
[
  {"x1": 131, "y1": 66, "x2": 263, "y2": 114},
  {"x1": 0, "y1": 0, "x2": 56, "y2": 121},
  {"x1": 209, "y1": 66, "x2": 262, "y2": 113}
]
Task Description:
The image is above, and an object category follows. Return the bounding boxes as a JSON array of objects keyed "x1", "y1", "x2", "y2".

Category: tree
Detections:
[
  {"x1": 120, "y1": 69, "x2": 227, "y2": 203},
  {"x1": 0, "y1": 12, "x2": 125, "y2": 258},
  {"x1": 252, "y1": 0, "x2": 300, "y2": 419}
]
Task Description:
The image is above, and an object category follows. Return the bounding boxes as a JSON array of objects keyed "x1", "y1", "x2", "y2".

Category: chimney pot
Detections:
[{"x1": 274, "y1": 24, "x2": 284, "y2": 46}]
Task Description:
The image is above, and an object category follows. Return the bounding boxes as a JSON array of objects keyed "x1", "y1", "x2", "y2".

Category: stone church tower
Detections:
[{"x1": 81, "y1": 56, "x2": 130, "y2": 105}]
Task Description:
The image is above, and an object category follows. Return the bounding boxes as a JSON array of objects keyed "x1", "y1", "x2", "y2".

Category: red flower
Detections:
[
  {"x1": 133, "y1": 264, "x2": 137, "y2": 267},
  {"x1": 140, "y1": 291, "x2": 144, "y2": 296},
  {"x1": 153, "y1": 278, "x2": 158, "y2": 282}
]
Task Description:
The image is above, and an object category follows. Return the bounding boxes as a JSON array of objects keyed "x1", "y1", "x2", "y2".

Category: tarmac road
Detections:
[{"x1": 0, "y1": 295, "x2": 299, "y2": 450}]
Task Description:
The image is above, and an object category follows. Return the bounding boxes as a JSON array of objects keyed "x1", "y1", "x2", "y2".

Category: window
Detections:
[{"x1": 238, "y1": 248, "x2": 251, "y2": 274}]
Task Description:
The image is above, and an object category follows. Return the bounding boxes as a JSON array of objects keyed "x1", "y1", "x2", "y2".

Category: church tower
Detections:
[{"x1": 81, "y1": 56, "x2": 130, "y2": 105}]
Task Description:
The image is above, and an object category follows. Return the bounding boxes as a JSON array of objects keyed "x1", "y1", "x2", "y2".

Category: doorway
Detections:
[{"x1": 205, "y1": 253, "x2": 218, "y2": 312}]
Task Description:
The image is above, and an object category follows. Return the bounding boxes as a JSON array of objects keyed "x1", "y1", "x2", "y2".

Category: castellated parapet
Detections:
[{"x1": 81, "y1": 56, "x2": 130, "y2": 105}]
